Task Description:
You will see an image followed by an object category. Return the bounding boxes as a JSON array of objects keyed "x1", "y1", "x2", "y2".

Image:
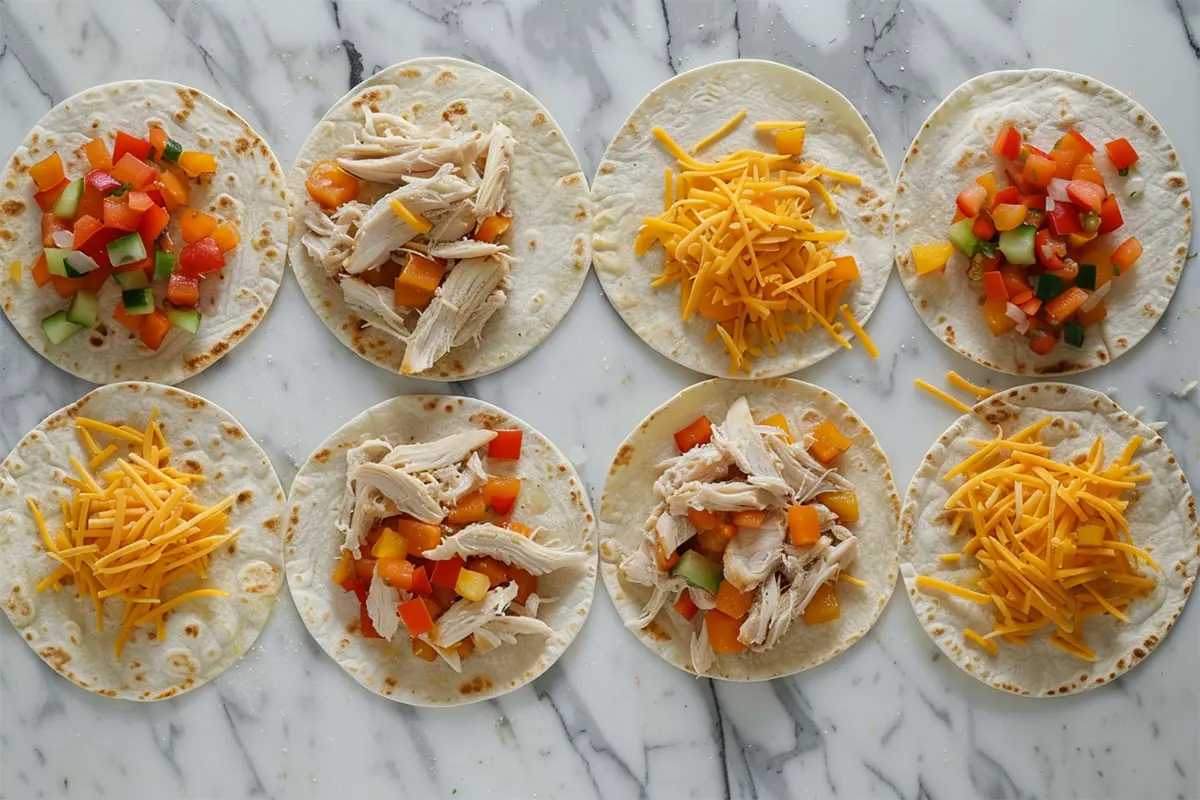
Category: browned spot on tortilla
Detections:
[
  {"x1": 313, "y1": 448, "x2": 331, "y2": 463},
  {"x1": 444, "y1": 404, "x2": 454, "y2": 413},
  {"x1": 435, "y1": 70, "x2": 457, "y2": 87},
  {"x1": 1169, "y1": 176, "x2": 1185, "y2": 189},
  {"x1": 561, "y1": 174, "x2": 581, "y2": 187},
  {"x1": 423, "y1": 398, "x2": 438, "y2": 411},
  {"x1": 442, "y1": 101, "x2": 468, "y2": 122},
  {"x1": 645, "y1": 620, "x2": 671, "y2": 641},
  {"x1": 469, "y1": 411, "x2": 506, "y2": 429},
  {"x1": 598, "y1": 163, "x2": 615, "y2": 175},
  {"x1": 2, "y1": 199, "x2": 25, "y2": 216},
  {"x1": 944, "y1": 325, "x2": 955, "y2": 345},
  {"x1": 237, "y1": 490, "x2": 253, "y2": 505},
  {"x1": 175, "y1": 109, "x2": 190, "y2": 123},
  {"x1": 264, "y1": 516, "x2": 280, "y2": 533},
  {"x1": 459, "y1": 675, "x2": 492, "y2": 695},
  {"x1": 184, "y1": 459, "x2": 203, "y2": 474},
  {"x1": 184, "y1": 624, "x2": 200, "y2": 638},
  {"x1": 222, "y1": 423, "x2": 245, "y2": 440},
  {"x1": 39, "y1": 646, "x2": 71, "y2": 670},
  {"x1": 352, "y1": 89, "x2": 385, "y2": 110},
  {"x1": 612, "y1": 443, "x2": 634, "y2": 468}
]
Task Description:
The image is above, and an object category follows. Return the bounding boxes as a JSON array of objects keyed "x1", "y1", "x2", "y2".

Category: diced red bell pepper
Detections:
[
  {"x1": 112, "y1": 131, "x2": 151, "y2": 163},
  {"x1": 139, "y1": 310, "x2": 172, "y2": 351},
  {"x1": 1022, "y1": 154, "x2": 1057, "y2": 189},
  {"x1": 71, "y1": 215, "x2": 104, "y2": 249},
  {"x1": 982, "y1": 270, "x2": 1008, "y2": 302},
  {"x1": 86, "y1": 170, "x2": 123, "y2": 195},
  {"x1": 29, "y1": 153, "x2": 65, "y2": 191},
  {"x1": 167, "y1": 272, "x2": 200, "y2": 307},
  {"x1": 127, "y1": 191, "x2": 154, "y2": 212},
  {"x1": 139, "y1": 204, "x2": 170, "y2": 242},
  {"x1": 110, "y1": 153, "x2": 159, "y2": 191},
  {"x1": 33, "y1": 179, "x2": 69, "y2": 212},
  {"x1": 1097, "y1": 194, "x2": 1124, "y2": 234},
  {"x1": 1035, "y1": 228, "x2": 1067, "y2": 271},
  {"x1": 398, "y1": 597, "x2": 435, "y2": 637},
  {"x1": 673, "y1": 416, "x2": 713, "y2": 453},
  {"x1": 41, "y1": 213, "x2": 70, "y2": 247},
  {"x1": 103, "y1": 197, "x2": 143, "y2": 232},
  {"x1": 340, "y1": 577, "x2": 367, "y2": 600},
  {"x1": 1066, "y1": 180, "x2": 1105, "y2": 214},
  {"x1": 1104, "y1": 138, "x2": 1139, "y2": 171},
  {"x1": 487, "y1": 429, "x2": 524, "y2": 460},
  {"x1": 1048, "y1": 201, "x2": 1083, "y2": 236},
  {"x1": 1065, "y1": 129, "x2": 1096, "y2": 154},
  {"x1": 410, "y1": 566, "x2": 432, "y2": 596},
  {"x1": 76, "y1": 183, "x2": 105, "y2": 222},
  {"x1": 359, "y1": 603, "x2": 382, "y2": 639},
  {"x1": 430, "y1": 555, "x2": 465, "y2": 589},
  {"x1": 993, "y1": 125, "x2": 1022, "y2": 160},
  {"x1": 77, "y1": 226, "x2": 125, "y2": 271},
  {"x1": 178, "y1": 237, "x2": 226, "y2": 276},
  {"x1": 956, "y1": 184, "x2": 988, "y2": 218},
  {"x1": 990, "y1": 186, "x2": 1020, "y2": 211},
  {"x1": 144, "y1": 187, "x2": 165, "y2": 208},
  {"x1": 483, "y1": 476, "x2": 521, "y2": 516},
  {"x1": 972, "y1": 213, "x2": 996, "y2": 241},
  {"x1": 998, "y1": 264, "x2": 1032, "y2": 298},
  {"x1": 1112, "y1": 237, "x2": 1143, "y2": 271}
]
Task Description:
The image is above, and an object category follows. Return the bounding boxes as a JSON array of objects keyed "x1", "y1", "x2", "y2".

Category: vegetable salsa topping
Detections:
[
  {"x1": 913, "y1": 125, "x2": 1144, "y2": 355},
  {"x1": 27, "y1": 125, "x2": 237, "y2": 349}
]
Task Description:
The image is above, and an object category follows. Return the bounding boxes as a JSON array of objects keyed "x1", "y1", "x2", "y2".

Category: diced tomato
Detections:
[
  {"x1": 993, "y1": 125, "x2": 1022, "y2": 160},
  {"x1": 1029, "y1": 334, "x2": 1057, "y2": 356},
  {"x1": 33, "y1": 179, "x2": 68, "y2": 212},
  {"x1": 110, "y1": 153, "x2": 158, "y2": 190},
  {"x1": 398, "y1": 597, "x2": 435, "y2": 637},
  {"x1": 112, "y1": 131, "x2": 151, "y2": 163},
  {"x1": 1048, "y1": 201, "x2": 1082, "y2": 236},
  {"x1": 673, "y1": 591, "x2": 698, "y2": 621},
  {"x1": 127, "y1": 191, "x2": 154, "y2": 212},
  {"x1": 487, "y1": 430, "x2": 523, "y2": 460},
  {"x1": 178, "y1": 237, "x2": 226, "y2": 277},
  {"x1": 29, "y1": 153, "x2": 65, "y2": 191},
  {"x1": 41, "y1": 213, "x2": 70, "y2": 247},
  {"x1": 139, "y1": 310, "x2": 172, "y2": 351},
  {"x1": 112, "y1": 301, "x2": 143, "y2": 333},
  {"x1": 1035, "y1": 228, "x2": 1067, "y2": 271},
  {"x1": 85, "y1": 169, "x2": 123, "y2": 195},
  {"x1": 180, "y1": 209, "x2": 219, "y2": 243},
  {"x1": 167, "y1": 272, "x2": 200, "y2": 307},
  {"x1": 956, "y1": 184, "x2": 988, "y2": 218},
  {"x1": 410, "y1": 566, "x2": 432, "y2": 596},
  {"x1": 1065, "y1": 129, "x2": 1096, "y2": 154},
  {"x1": 982, "y1": 270, "x2": 1008, "y2": 302},
  {"x1": 1104, "y1": 138, "x2": 1139, "y2": 171},
  {"x1": 990, "y1": 186, "x2": 1020, "y2": 211},
  {"x1": 1097, "y1": 194, "x2": 1124, "y2": 235},
  {"x1": 1066, "y1": 180, "x2": 1105, "y2": 214},
  {"x1": 139, "y1": 204, "x2": 170, "y2": 242},
  {"x1": 1071, "y1": 155, "x2": 1106, "y2": 191},
  {"x1": 1022, "y1": 154, "x2": 1057, "y2": 189},
  {"x1": 83, "y1": 138, "x2": 112, "y2": 171},
  {"x1": 103, "y1": 197, "x2": 143, "y2": 232},
  {"x1": 972, "y1": 213, "x2": 996, "y2": 241},
  {"x1": 673, "y1": 416, "x2": 713, "y2": 452},
  {"x1": 430, "y1": 555, "x2": 465, "y2": 589},
  {"x1": 1112, "y1": 237, "x2": 1143, "y2": 271},
  {"x1": 31, "y1": 254, "x2": 51, "y2": 287}
]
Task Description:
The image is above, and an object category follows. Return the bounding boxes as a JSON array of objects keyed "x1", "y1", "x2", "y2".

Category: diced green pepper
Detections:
[
  {"x1": 947, "y1": 218, "x2": 980, "y2": 257},
  {"x1": 1063, "y1": 322, "x2": 1085, "y2": 348},
  {"x1": 671, "y1": 549, "x2": 722, "y2": 595},
  {"x1": 1076, "y1": 264, "x2": 1097, "y2": 291},
  {"x1": 163, "y1": 138, "x2": 183, "y2": 163},
  {"x1": 999, "y1": 223, "x2": 1037, "y2": 266},
  {"x1": 1036, "y1": 273, "x2": 1065, "y2": 302}
]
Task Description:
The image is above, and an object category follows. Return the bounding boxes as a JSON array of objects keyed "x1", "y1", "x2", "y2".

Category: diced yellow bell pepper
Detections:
[
  {"x1": 816, "y1": 491, "x2": 859, "y2": 523},
  {"x1": 912, "y1": 241, "x2": 954, "y2": 275},
  {"x1": 774, "y1": 127, "x2": 806, "y2": 156},
  {"x1": 1077, "y1": 524, "x2": 1107, "y2": 547},
  {"x1": 371, "y1": 527, "x2": 408, "y2": 560},
  {"x1": 809, "y1": 419, "x2": 852, "y2": 464},
  {"x1": 330, "y1": 550, "x2": 354, "y2": 585},
  {"x1": 975, "y1": 172, "x2": 997, "y2": 208},
  {"x1": 983, "y1": 299, "x2": 1017, "y2": 337},
  {"x1": 455, "y1": 568, "x2": 490, "y2": 602},
  {"x1": 759, "y1": 413, "x2": 793, "y2": 443},
  {"x1": 1067, "y1": 230, "x2": 1098, "y2": 249},
  {"x1": 802, "y1": 582, "x2": 841, "y2": 625}
]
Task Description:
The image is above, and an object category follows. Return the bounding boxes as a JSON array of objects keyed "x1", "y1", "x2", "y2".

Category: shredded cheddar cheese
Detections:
[
  {"x1": 389, "y1": 198, "x2": 432, "y2": 233},
  {"x1": 637, "y1": 118, "x2": 866, "y2": 372},
  {"x1": 30, "y1": 410, "x2": 238, "y2": 658},
  {"x1": 915, "y1": 379, "x2": 972, "y2": 414},
  {"x1": 839, "y1": 304, "x2": 877, "y2": 359},
  {"x1": 917, "y1": 419, "x2": 1158, "y2": 661},
  {"x1": 9, "y1": 261, "x2": 20, "y2": 284},
  {"x1": 946, "y1": 371, "x2": 995, "y2": 399}
]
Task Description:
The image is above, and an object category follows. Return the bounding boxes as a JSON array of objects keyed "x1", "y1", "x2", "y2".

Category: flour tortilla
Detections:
[
  {"x1": 591, "y1": 60, "x2": 893, "y2": 378},
  {"x1": 0, "y1": 81, "x2": 289, "y2": 385},
  {"x1": 285, "y1": 395, "x2": 596, "y2": 705},
  {"x1": 894, "y1": 69, "x2": 1192, "y2": 375},
  {"x1": 899, "y1": 383, "x2": 1199, "y2": 697},
  {"x1": 287, "y1": 57, "x2": 592, "y2": 380},
  {"x1": 0, "y1": 382, "x2": 286, "y2": 701},
  {"x1": 598, "y1": 378, "x2": 899, "y2": 680}
]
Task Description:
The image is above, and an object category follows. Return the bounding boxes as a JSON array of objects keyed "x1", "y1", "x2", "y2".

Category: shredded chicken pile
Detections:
[
  {"x1": 303, "y1": 107, "x2": 516, "y2": 374},
  {"x1": 338, "y1": 430, "x2": 588, "y2": 671},
  {"x1": 618, "y1": 397, "x2": 860, "y2": 674}
]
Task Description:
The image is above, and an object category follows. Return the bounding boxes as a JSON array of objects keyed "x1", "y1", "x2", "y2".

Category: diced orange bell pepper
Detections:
[
  {"x1": 802, "y1": 582, "x2": 841, "y2": 625},
  {"x1": 774, "y1": 127, "x2": 806, "y2": 155},
  {"x1": 982, "y1": 298, "x2": 1017, "y2": 337},
  {"x1": 71, "y1": 215, "x2": 104, "y2": 249},
  {"x1": 377, "y1": 557, "x2": 415, "y2": 591},
  {"x1": 1029, "y1": 334, "x2": 1057, "y2": 356},
  {"x1": 410, "y1": 566, "x2": 432, "y2": 596},
  {"x1": 113, "y1": 131, "x2": 151, "y2": 163},
  {"x1": 474, "y1": 214, "x2": 512, "y2": 243},
  {"x1": 34, "y1": 179, "x2": 69, "y2": 213},
  {"x1": 730, "y1": 510, "x2": 765, "y2": 529},
  {"x1": 211, "y1": 223, "x2": 240, "y2": 252},
  {"x1": 1071, "y1": 155, "x2": 1106, "y2": 192},
  {"x1": 705, "y1": 609, "x2": 748, "y2": 654},
  {"x1": 655, "y1": 546, "x2": 680, "y2": 572},
  {"x1": 398, "y1": 597, "x2": 435, "y2": 637},
  {"x1": 83, "y1": 138, "x2": 112, "y2": 170},
  {"x1": 353, "y1": 557, "x2": 377, "y2": 583},
  {"x1": 975, "y1": 172, "x2": 998, "y2": 206},
  {"x1": 674, "y1": 415, "x2": 714, "y2": 453},
  {"x1": 714, "y1": 579, "x2": 754, "y2": 619},
  {"x1": 694, "y1": 524, "x2": 735, "y2": 556},
  {"x1": 167, "y1": 273, "x2": 200, "y2": 308},
  {"x1": 1112, "y1": 237, "x2": 1143, "y2": 272},
  {"x1": 1021, "y1": 154, "x2": 1057, "y2": 189},
  {"x1": 510, "y1": 566, "x2": 537, "y2": 604},
  {"x1": 455, "y1": 635, "x2": 476, "y2": 660},
  {"x1": 398, "y1": 518, "x2": 443, "y2": 555},
  {"x1": 148, "y1": 126, "x2": 169, "y2": 160},
  {"x1": 177, "y1": 151, "x2": 217, "y2": 178},
  {"x1": 1043, "y1": 287, "x2": 1089, "y2": 325},
  {"x1": 103, "y1": 197, "x2": 143, "y2": 232},
  {"x1": 503, "y1": 520, "x2": 533, "y2": 537},
  {"x1": 758, "y1": 413, "x2": 793, "y2": 442},
  {"x1": 827, "y1": 255, "x2": 860, "y2": 282},
  {"x1": 673, "y1": 591, "x2": 698, "y2": 621},
  {"x1": 787, "y1": 505, "x2": 820, "y2": 547},
  {"x1": 469, "y1": 556, "x2": 511, "y2": 587},
  {"x1": 306, "y1": 160, "x2": 360, "y2": 209},
  {"x1": 139, "y1": 309, "x2": 172, "y2": 351},
  {"x1": 393, "y1": 254, "x2": 445, "y2": 310},
  {"x1": 110, "y1": 153, "x2": 159, "y2": 190},
  {"x1": 483, "y1": 476, "x2": 521, "y2": 516},
  {"x1": 991, "y1": 203, "x2": 1027, "y2": 231},
  {"x1": 30, "y1": 153, "x2": 65, "y2": 191},
  {"x1": 1104, "y1": 138, "x2": 1139, "y2": 171},
  {"x1": 180, "y1": 208, "x2": 219, "y2": 243},
  {"x1": 809, "y1": 419, "x2": 852, "y2": 464},
  {"x1": 993, "y1": 126, "x2": 1022, "y2": 160},
  {"x1": 447, "y1": 489, "x2": 486, "y2": 525},
  {"x1": 817, "y1": 491, "x2": 859, "y2": 523},
  {"x1": 686, "y1": 506, "x2": 724, "y2": 531},
  {"x1": 412, "y1": 638, "x2": 439, "y2": 661},
  {"x1": 76, "y1": 183, "x2": 105, "y2": 222},
  {"x1": 158, "y1": 171, "x2": 190, "y2": 211},
  {"x1": 41, "y1": 212, "x2": 70, "y2": 248},
  {"x1": 31, "y1": 254, "x2": 52, "y2": 287},
  {"x1": 127, "y1": 191, "x2": 154, "y2": 213},
  {"x1": 330, "y1": 550, "x2": 355, "y2": 585}
]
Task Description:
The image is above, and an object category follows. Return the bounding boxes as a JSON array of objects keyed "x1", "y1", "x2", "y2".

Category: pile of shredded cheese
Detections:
[
  {"x1": 30, "y1": 410, "x2": 238, "y2": 657},
  {"x1": 635, "y1": 112, "x2": 876, "y2": 372},
  {"x1": 916, "y1": 417, "x2": 1158, "y2": 662}
]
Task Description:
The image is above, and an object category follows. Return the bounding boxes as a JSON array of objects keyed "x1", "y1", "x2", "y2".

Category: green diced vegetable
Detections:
[
  {"x1": 1063, "y1": 322, "x2": 1085, "y2": 348},
  {"x1": 110, "y1": 184, "x2": 131, "y2": 197},
  {"x1": 1076, "y1": 264, "x2": 1097, "y2": 291},
  {"x1": 41, "y1": 310, "x2": 82, "y2": 344},
  {"x1": 113, "y1": 269, "x2": 149, "y2": 290},
  {"x1": 45, "y1": 248, "x2": 99, "y2": 277},
  {"x1": 52, "y1": 178, "x2": 84, "y2": 220},
  {"x1": 1081, "y1": 212, "x2": 1100, "y2": 233},
  {"x1": 671, "y1": 549, "x2": 722, "y2": 595},
  {"x1": 947, "y1": 218, "x2": 980, "y2": 257},
  {"x1": 165, "y1": 307, "x2": 201, "y2": 334},
  {"x1": 121, "y1": 288, "x2": 155, "y2": 315},
  {"x1": 1118, "y1": 167, "x2": 1129, "y2": 177},
  {"x1": 107, "y1": 233, "x2": 147, "y2": 267},
  {"x1": 1036, "y1": 274, "x2": 1065, "y2": 302},
  {"x1": 998, "y1": 223, "x2": 1037, "y2": 266},
  {"x1": 154, "y1": 251, "x2": 176, "y2": 281},
  {"x1": 65, "y1": 291, "x2": 99, "y2": 327},
  {"x1": 163, "y1": 138, "x2": 183, "y2": 163}
]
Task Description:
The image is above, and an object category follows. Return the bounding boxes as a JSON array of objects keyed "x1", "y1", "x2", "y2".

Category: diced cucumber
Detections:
[
  {"x1": 165, "y1": 307, "x2": 201, "y2": 334},
  {"x1": 163, "y1": 138, "x2": 183, "y2": 163},
  {"x1": 998, "y1": 223, "x2": 1037, "y2": 266},
  {"x1": 41, "y1": 310, "x2": 82, "y2": 344},
  {"x1": 65, "y1": 290, "x2": 99, "y2": 327},
  {"x1": 154, "y1": 251, "x2": 176, "y2": 281},
  {"x1": 113, "y1": 269, "x2": 150, "y2": 290},
  {"x1": 947, "y1": 218, "x2": 980, "y2": 257},
  {"x1": 107, "y1": 233, "x2": 148, "y2": 267},
  {"x1": 52, "y1": 178, "x2": 84, "y2": 220},
  {"x1": 45, "y1": 248, "x2": 100, "y2": 277},
  {"x1": 671, "y1": 549, "x2": 723, "y2": 595},
  {"x1": 121, "y1": 287, "x2": 155, "y2": 315}
]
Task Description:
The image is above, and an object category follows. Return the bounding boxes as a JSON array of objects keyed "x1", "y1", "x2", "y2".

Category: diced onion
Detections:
[
  {"x1": 51, "y1": 230, "x2": 74, "y2": 248},
  {"x1": 1044, "y1": 197, "x2": 1055, "y2": 212},
  {"x1": 1005, "y1": 302, "x2": 1028, "y2": 324},
  {"x1": 1015, "y1": 318, "x2": 1031, "y2": 335},
  {"x1": 1126, "y1": 176, "x2": 1145, "y2": 198},
  {"x1": 1080, "y1": 280, "x2": 1112, "y2": 312},
  {"x1": 1048, "y1": 178, "x2": 1072, "y2": 203}
]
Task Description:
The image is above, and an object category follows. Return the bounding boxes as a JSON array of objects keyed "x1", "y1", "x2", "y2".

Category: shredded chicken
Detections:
[
  {"x1": 304, "y1": 201, "x2": 369, "y2": 276},
  {"x1": 427, "y1": 240, "x2": 508, "y2": 260},
  {"x1": 712, "y1": 397, "x2": 788, "y2": 498},
  {"x1": 422, "y1": 523, "x2": 589, "y2": 575},
  {"x1": 691, "y1": 622, "x2": 716, "y2": 675},
  {"x1": 474, "y1": 123, "x2": 515, "y2": 219},
  {"x1": 723, "y1": 524, "x2": 785, "y2": 591},
  {"x1": 366, "y1": 569, "x2": 401, "y2": 640},
  {"x1": 666, "y1": 481, "x2": 773, "y2": 515},
  {"x1": 350, "y1": 462, "x2": 443, "y2": 524},
  {"x1": 655, "y1": 513, "x2": 696, "y2": 556},
  {"x1": 341, "y1": 278, "x2": 411, "y2": 342},
  {"x1": 430, "y1": 583, "x2": 518, "y2": 649},
  {"x1": 401, "y1": 257, "x2": 510, "y2": 374},
  {"x1": 383, "y1": 430, "x2": 497, "y2": 472},
  {"x1": 653, "y1": 444, "x2": 731, "y2": 501}
]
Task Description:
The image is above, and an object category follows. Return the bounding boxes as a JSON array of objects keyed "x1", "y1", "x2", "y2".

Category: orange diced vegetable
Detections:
[
  {"x1": 377, "y1": 558, "x2": 415, "y2": 591},
  {"x1": 674, "y1": 415, "x2": 714, "y2": 452},
  {"x1": 991, "y1": 203, "x2": 1028, "y2": 231},
  {"x1": 331, "y1": 550, "x2": 355, "y2": 585},
  {"x1": 673, "y1": 591, "x2": 698, "y2": 621},
  {"x1": 1022, "y1": 154, "x2": 1057, "y2": 189},
  {"x1": 705, "y1": 609, "x2": 748, "y2": 654},
  {"x1": 714, "y1": 579, "x2": 754, "y2": 619},
  {"x1": 686, "y1": 506, "x2": 724, "y2": 531},
  {"x1": 430, "y1": 555, "x2": 464, "y2": 589},
  {"x1": 370, "y1": 527, "x2": 408, "y2": 559},
  {"x1": 474, "y1": 214, "x2": 512, "y2": 243},
  {"x1": 809, "y1": 419, "x2": 852, "y2": 464},
  {"x1": 127, "y1": 191, "x2": 154, "y2": 213},
  {"x1": 393, "y1": 254, "x2": 445, "y2": 310},
  {"x1": 759, "y1": 413, "x2": 793, "y2": 442},
  {"x1": 1112, "y1": 237, "x2": 1142, "y2": 271},
  {"x1": 211, "y1": 223, "x2": 240, "y2": 252},
  {"x1": 1078, "y1": 302, "x2": 1107, "y2": 327},
  {"x1": 694, "y1": 524, "x2": 734, "y2": 556},
  {"x1": 398, "y1": 597, "x2": 436, "y2": 637},
  {"x1": 33, "y1": 179, "x2": 69, "y2": 212},
  {"x1": 982, "y1": 298, "x2": 1017, "y2": 336},
  {"x1": 158, "y1": 171, "x2": 190, "y2": 210},
  {"x1": 503, "y1": 520, "x2": 533, "y2": 537},
  {"x1": 1030, "y1": 333, "x2": 1057, "y2": 356},
  {"x1": 730, "y1": 510, "x2": 765, "y2": 529},
  {"x1": 817, "y1": 491, "x2": 859, "y2": 523},
  {"x1": 455, "y1": 568, "x2": 490, "y2": 602},
  {"x1": 510, "y1": 566, "x2": 537, "y2": 604},
  {"x1": 1071, "y1": 155, "x2": 1106, "y2": 191},
  {"x1": 956, "y1": 184, "x2": 988, "y2": 218},
  {"x1": 41, "y1": 213, "x2": 69, "y2": 247},
  {"x1": 180, "y1": 209, "x2": 219, "y2": 243},
  {"x1": 976, "y1": 172, "x2": 998, "y2": 206},
  {"x1": 84, "y1": 138, "x2": 112, "y2": 170},
  {"x1": 827, "y1": 255, "x2": 860, "y2": 282},
  {"x1": 774, "y1": 127, "x2": 806, "y2": 155},
  {"x1": 139, "y1": 310, "x2": 172, "y2": 351},
  {"x1": 470, "y1": 556, "x2": 510, "y2": 588},
  {"x1": 398, "y1": 519, "x2": 442, "y2": 555},
  {"x1": 149, "y1": 126, "x2": 169, "y2": 159},
  {"x1": 973, "y1": 213, "x2": 996, "y2": 241},
  {"x1": 655, "y1": 546, "x2": 680, "y2": 572},
  {"x1": 30, "y1": 153, "x2": 65, "y2": 191},
  {"x1": 1104, "y1": 138, "x2": 1139, "y2": 171},
  {"x1": 993, "y1": 126, "x2": 1022, "y2": 160},
  {"x1": 412, "y1": 638, "x2": 439, "y2": 661},
  {"x1": 802, "y1": 582, "x2": 841, "y2": 625},
  {"x1": 447, "y1": 489, "x2": 486, "y2": 525},
  {"x1": 911, "y1": 241, "x2": 954, "y2": 275},
  {"x1": 177, "y1": 151, "x2": 217, "y2": 178},
  {"x1": 1043, "y1": 287, "x2": 1089, "y2": 325},
  {"x1": 483, "y1": 476, "x2": 521, "y2": 516},
  {"x1": 306, "y1": 160, "x2": 360, "y2": 209},
  {"x1": 31, "y1": 254, "x2": 51, "y2": 287},
  {"x1": 110, "y1": 153, "x2": 158, "y2": 190},
  {"x1": 353, "y1": 557, "x2": 377, "y2": 583},
  {"x1": 787, "y1": 505, "x2": 820, "y2": 546}
]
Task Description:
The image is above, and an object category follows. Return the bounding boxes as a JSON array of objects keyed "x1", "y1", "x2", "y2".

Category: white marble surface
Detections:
[{"x1": 1, "y1": 1, "x2": 1199, "y2": 798}]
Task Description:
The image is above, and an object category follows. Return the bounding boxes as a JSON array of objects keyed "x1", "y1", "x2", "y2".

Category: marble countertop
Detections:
[{"x1": 2, "y1": 1, "x2": 1198, "y2": 798}]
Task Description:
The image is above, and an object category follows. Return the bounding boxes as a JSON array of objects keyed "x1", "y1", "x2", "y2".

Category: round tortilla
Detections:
[
  {"x1": 0, "y1": 382, "x2": 286, "y2": 701},
  {"x1": 598, "y1": 378, "x2": 899, "y2": 680},
  {"x1": 894, "y1": 69, "x2": 1192, "y2": 375},
  {"x1": 899, "y1": 383, "x2": 1199, "y2": 697},
  {"x1": 287, "y1": 57, "x2": 592, "y2": 381},
  {"x1": 590, "y1": 60, "x2": 893, "y2": 378},
  {"x1": 0, "y1": 80, "x2": 289, "y2": 385},
  {"x1": 284, "y1": 395, "x2": 597, "y2": 705}
]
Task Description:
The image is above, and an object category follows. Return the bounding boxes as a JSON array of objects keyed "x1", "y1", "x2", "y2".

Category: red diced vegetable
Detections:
[
  {"x1": 359, "y1": 603, "x2": 382, "y2": 639},
  {"x1": 139, "y1": 204, "x2": 170, "y2": 242},
  {"x1": 1018, "y1": 192, "x2": 1046, "y2": 211},
  {"x1": 998, "y1": 264, "x2": 1031, "y2": 298},
  {"x1": 982, "y1": 271, "x2": 1008, "y2": 302},
  {"x1": 1097, "y1": 194, "x2": 1124, "y2": 234},
  {"x1": 1035, "y1": 228, "x2": 1067, "y2": 271},
  {"x1": 1065, "y1": 129, "x2": 1096, "y2": 154},
  {"x1": 127, "y1": 191, "x2": 153, "y2": 212},
  {"x1": 113, "y1": 301, "x2": 142, "y2": 333},
  {"x1": 430, "y1": 555, "x2": 465, "y2": 589},
  {"x1": 86, "y1": 170, "x2": 123, "y2": 195},
  {"x1": 178, "y1": 237, "x2": 226, "y2": 276},
  {"x1": 1019, "y1": 297, "x2": 1042, "y2": 316},
  {"x1": 483, "y1": 476, "x2": 521, "y2": 516},
  {"x1": 72, "y1": 215, "x2": 104, "y2": 249},
  {"x1": 102, "y1": 197, "x2": 143, "y2": 231},
  {"x1": 993, "y1": 126, "x2": 1022, "y2": 160},
  {"x1": 76, "y1": 184, "x2": 105, "y2": 221},
  {"x1": 167, "y1": 273, "x2": 200, "y2": 307},
  {"x1": 41, "y1": 213, "x2": 69, "y2": 247},
  {"x1": 956, "y1": 184, "x2": 988, "y2": 218},
  {"x1": 487, "y1": 430, "x2": 523, "y2": 460},
  {"x1": 673, "y1": 415, "x2": 713, "y2": 452},
  {"x1": 1112, "y1": 237, "x2": 1143, "y2": 271},
  {"x1": 673, "y1": 591, "x2": 698, "y2": 621},
  {"x1": 139, "y1": 310, "x2": 173, "y2": 351},
  {"x1": 398, "y1": 597, "x2": 435, "y2": 637},
  {"x1": 30, "y1": 153, "x2": 65, "y2": 191},
  {"x1": 1066, "y1": 180, "x2": 1105, "y2": 214},
  {"x1": 110, "y1": 153, "x2": 158, "y2": 190},
  {"x1": 1104, "y1": 138, "x2": 1139, "y2": 171},
  {"x1": 972, "y1": 214, "x2": 996, "y2": 240},
  {"x1": 1071, "y1": 155, "x2": 1106, "y2": 191},
  {"x1": 1048, "y1": 201, "x2": 1083, "y2": 236},
  {"x1": 990, "y1": 186, "x2": 1020, "y2": 211},
  {"x1": 410, "y1": 566, "x2": 432, "y2": 596},
  {"x1": 1029, "y1": 333, "x2": 1057, "y2": 356},
  {"x1": 112, "y1": 131, "x2": 151, "y2": 163}
]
